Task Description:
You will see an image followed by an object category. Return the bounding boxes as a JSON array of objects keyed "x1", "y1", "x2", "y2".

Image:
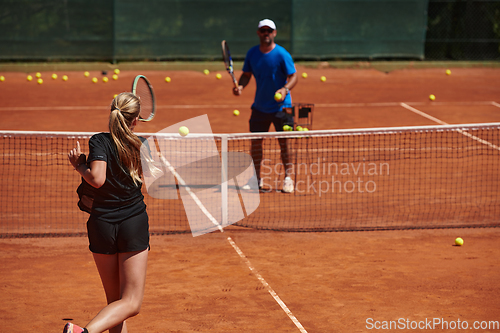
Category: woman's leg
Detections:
[{"x1": 86, "y1": 249, "x2": 148, "y2": 333}]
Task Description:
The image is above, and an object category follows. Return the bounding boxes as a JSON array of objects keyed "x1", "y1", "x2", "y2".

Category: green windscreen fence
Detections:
[
  {"x1": 1, "y1": 0, "x2": 114, "y2": 60},
  {"x1": 292, "y1": 0, "x2": 428, "y2": 59},
  {"x1": 0, "y1": 0, "x2": 428, "y2": 61},
  {"x1": 2, "y1": 0, "x2": 498, "y2": 61}
]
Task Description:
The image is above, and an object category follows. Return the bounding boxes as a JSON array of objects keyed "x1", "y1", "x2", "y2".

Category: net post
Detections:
[{"x1": 220, "y1": 134, "x2": 229, "y2": 227}]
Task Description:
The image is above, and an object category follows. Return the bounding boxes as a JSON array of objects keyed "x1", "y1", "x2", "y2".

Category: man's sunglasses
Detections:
[{"x1": 259, "y1": 28, "x2": 274, "y2": 34}]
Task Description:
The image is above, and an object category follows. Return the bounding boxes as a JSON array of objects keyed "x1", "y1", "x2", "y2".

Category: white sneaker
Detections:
[{"x1": 282, "y1": 176, "x2": 294, "y2": 193}]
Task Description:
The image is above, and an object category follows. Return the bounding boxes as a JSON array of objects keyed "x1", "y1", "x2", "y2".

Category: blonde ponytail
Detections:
[{"x1": 109, "y1": 92, "x2": 143, "y2": 185}]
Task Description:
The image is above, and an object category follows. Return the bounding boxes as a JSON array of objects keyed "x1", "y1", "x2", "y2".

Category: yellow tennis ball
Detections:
[
  {"x1": 216, "y1": 73, "x2": 222, "y2": 79},
  {"x1": 203, "y1": 69, "x2": 209, "y2": 75},
  {"x1": 114, "y1": 69, "x2": 120, "y2": 75},
  {"x1": 84, "y1": 71, "x2": 90, "y2": 77},
  {"x1": 92, "y1": 77, "x2": 98, "y2": 83},
  {"x1": 0, "y1": 76, "x2": 4, "y2": 82},
  {"x1": 113, "y1": 94, "x2": 118, "y2": 98},
  {"x1": 233, "y1": 110, "x2": 240, "y2": 116},
  {"x1": 296, "y1": 125, "x2": 303, "y2": 131},
  {"x1": 302, "y1": 72, "x2": 308, "y2": 78},
  {"x1": 27, "y1": 75, "x2": 33, "y2": 81},
  {"x1": 302, "y1": 127, "x2": 309, "y2": 131},
  {"x1": 274, "y1": 92, "x2": 282, "y2": 101},
  {"x1": 455, "y1": 237, "x2": 464, "y2": 246},
  {"x1": 102, "y1": 77, "x2": 109, "y2": 83},
  {"x1": 446, "y1": 69, "x2": 451, "y2": 76},
  {"x1": 112, "y1": 74, "x2": 118, "y2": 80},
  {"x1": 283, "y1": 125, "x2": 292, "y2": 131},
  {"x1": 165, "y1": 77, "x2": 171, "y2": 83},
  {"x1": 35, "y1": 72, "x2": 42, "y2": 78},
  {"x1": 429, "y1": 94, "x2": 436, "y2": 101},
  {"x1": 51, "y1": 73, "x2": 57, "y2": 80},
  {"x1": 179, "y1": 126, "x2": 189, "y2": 137},
  {"x1": 320, "y1": 76, "x2": 326, "y2": 82},
  {"x1": 62, "y1": 75, "x2": 68, "y2": 81},
  {"x1": 37, "y1": 78, "x2": 43, "y2": 84}
]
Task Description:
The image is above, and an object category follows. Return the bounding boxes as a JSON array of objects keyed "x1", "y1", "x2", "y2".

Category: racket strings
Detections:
[{"x1": 136, "y1": 79, "x2": 154, "y2": 120}]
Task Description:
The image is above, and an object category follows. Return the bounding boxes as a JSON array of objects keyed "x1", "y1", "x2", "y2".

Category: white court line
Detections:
[
  {"x1": 0, "y1": 101, "x2": 497, "y2": 112},
  {"x1": 400, "y1": 103, "x2": 448, "y2": 125},
  {"x1": 315, "y1": 101, "x2": 495, "y2": 108},
  {"x1": 156, "y1": 144, "x2": 305, "y2": 331},
  {"x1": 157, "y1": 153, "x2": 223, "y2": 233},
  {"x1": 226, "y1": 237, "x2": 308, "y2": 333},
  {"x1": 0, "y1": 105, "x2": 248, "y2": 111},
  {"x1": 400, "y1": 103, "x2": 500, "y2": 151}
]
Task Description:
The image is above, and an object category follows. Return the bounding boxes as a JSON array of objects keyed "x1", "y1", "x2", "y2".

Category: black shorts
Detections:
[
  {"x1": 249, "y1": 107, "x2": 294, "y2": 132},
  {"x1": 87, "y1": 211, "x2": 150, "y2": 254}
]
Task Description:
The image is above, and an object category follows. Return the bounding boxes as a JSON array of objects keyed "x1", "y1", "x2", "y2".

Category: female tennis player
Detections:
[{"x1": 66, "y1": 92, "x2": 150, "y2": 333}]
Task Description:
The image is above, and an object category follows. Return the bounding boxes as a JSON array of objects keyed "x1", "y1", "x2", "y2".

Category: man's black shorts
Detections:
[
  {"x1": 87, "y1": 210, "x2": 149, "y2": 254},
  {"x1": 249, "y1": 107, "x2": 294, "y2": 132}
]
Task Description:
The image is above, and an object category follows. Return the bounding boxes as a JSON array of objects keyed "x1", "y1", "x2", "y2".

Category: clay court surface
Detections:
[{"x1": 1, "y1": 64, "x2": 500, "y2": 332}]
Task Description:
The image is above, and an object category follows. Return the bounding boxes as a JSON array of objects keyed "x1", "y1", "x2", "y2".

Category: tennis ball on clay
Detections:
[
  {"x1": 113, "y1": 94, "x2": 118, "y2": 98},
  {"x1": 62, "y1": 75, "x2": 68, "y2": 81},
  {"x1": 84, "y1": 71, "x2": 90, "y2": 77},
  {"x1": 274, "y1": 92, "x2": 282, "y2": 101},
  {"x1": 165, "y1": 77, "x2": 171, "y2": 83},
  {"x1": 283, "y1": 125, "x2": 292, "y2": 131},
  {"x1": 446, "y1": 69, "x2": 451, "y2": 76},
  {"x1": 302, "y1": 72, "x2": 308, "y2": 78},
  {"x1": 92, "y1": 77, "x2": 98, "y2": 83},
  {"x1": 216, "y1": 73, "x2": 222, "y2": 79},
  {"x1": 302, "y1": 127, "x2": 309, "y2": 131},
  {"x1": 455, "y1": 237, "x2": 464, "y2": 246},
  {"x1": 114, "y1": 69, "x2": 120, "y2": 75},
  {"x1": 0, "y1": 76, "x2": 4, "y2": 82},
  {"x1": 36, "y1": 72, "x2": 42, "y2": 78},
  {"x1": 27, "y1": 75, "x2": 33, "y2": 81},
  {"x1": 429, "y1": 94, "x2": 436, "y2": 101},
  {"x1": 320, "y1": 76, "x2": 326, "y2": 82},
  {"x1": 102, "y1": 77, "x2": 109, "y2": 83},
  {"x1": 179, "y1": 126, "x2": 189, "y2": 137},
  {"x1": 51, "y1": 73, "x2": 57, "y2": 80},
  {"x1": 233, "y1": 110, "x2": 240, "y2": 116},
  {"x1": 37, "y1": 78, "x2": 43, "y2": 84},
  {"x1": 112, "y1": 74, "x2": 118, "y2": 80},
  {"x1": 296, "y1": 125, "x2": 303, "y2": 131},
  {"x1": 203, "y1": 69, "x2": 210, "y2": 75}
]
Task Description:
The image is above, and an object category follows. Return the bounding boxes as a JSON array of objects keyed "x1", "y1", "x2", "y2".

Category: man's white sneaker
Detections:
[{"x1": 282, "y1": 176, "x2": 294, "y2": 193}]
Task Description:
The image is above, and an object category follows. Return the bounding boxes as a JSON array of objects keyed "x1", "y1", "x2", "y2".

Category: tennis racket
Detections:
[
  {"x1": 221, "y1": 40, "x2": 238, "y2": 89},
  {"x1": 132, "y1": 75, "x2": 156, "y2": 122}
]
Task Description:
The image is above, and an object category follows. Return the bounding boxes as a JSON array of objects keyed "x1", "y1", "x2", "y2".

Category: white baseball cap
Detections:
[{"x1": 258, "y1": 19, "x2": 276, "y2": 30}]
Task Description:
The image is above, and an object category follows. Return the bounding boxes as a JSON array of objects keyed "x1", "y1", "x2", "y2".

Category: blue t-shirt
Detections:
[{"x1": 242, "y1": 44, "x2": 296, "y2": 113}]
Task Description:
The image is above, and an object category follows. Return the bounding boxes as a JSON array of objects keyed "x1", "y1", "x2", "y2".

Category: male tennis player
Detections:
[{"x1": 233, "y1": 18, "x2": 298, "y2": 193}]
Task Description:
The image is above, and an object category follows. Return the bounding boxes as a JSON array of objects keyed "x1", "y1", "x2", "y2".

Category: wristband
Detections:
[{"x1": 76, "y1": 153, "x2": 86, "y2": 166}]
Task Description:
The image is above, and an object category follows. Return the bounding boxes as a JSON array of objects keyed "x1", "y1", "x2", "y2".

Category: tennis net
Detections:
[{"x1": 1, "y1": 123, "x2": 499, "y2": 237}]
